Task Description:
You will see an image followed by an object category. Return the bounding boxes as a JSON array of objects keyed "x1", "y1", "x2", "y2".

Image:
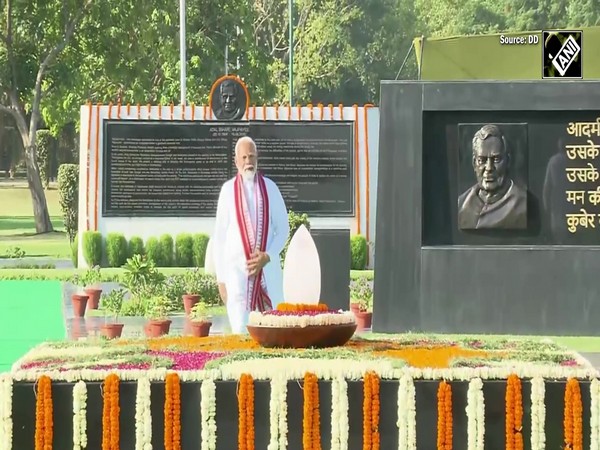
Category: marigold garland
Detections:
[
  {"x1": 362, "y1": 371, "x2": 380, "y2": 450},
  {"x1": 505, "y1": 374, "x2": 523, "y2": 450},
  {"x1": 277, "y1": 303, "x2": 329, "y2": 312},
  {"x1": 238, "y1": 373, "x2": 255, "y2": 450},
  {"x1": 101, "y1": 373, "x2": 120, "y2": 450},
  {"x1": 436, "y1": 380, "x2": 452, "y2": 450},
  {"x1": 303, "y1": 372, "x2": 322, "y2": 450},
  {"x1": 34, "y1": 375, "x2": 53, "y2": 450},
  {"x1": 165, "y1": 373, "x2": 181, "y2": 450},
  {"x1": 564, "y1": 377, "x2": 583, "y2": 450}
]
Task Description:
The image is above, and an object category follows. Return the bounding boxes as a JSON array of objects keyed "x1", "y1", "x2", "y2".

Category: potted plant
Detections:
[
  {"x1": 349, "y1": 277, "x2": 373, "y2": 330},
  {"x1": 182, "y1": 269, "x2": 202, "y2": 315},
  {"x1": 188, "y1": 301, "x2": 212, "y2": 337},
  {"x1": 144, "y1": 295, "x2": 172, "y2": 337},
  {"x1": 100, "y1": 289, "x2": 125, "y2": 339},
  {"x1": 81, "y1": 266, "x2": 103, "y2": 309}
]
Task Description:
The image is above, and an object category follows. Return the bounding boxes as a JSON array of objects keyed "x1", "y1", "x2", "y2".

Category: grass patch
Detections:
[
  {"x1": 0, "y1": 267, "x2": 374, "y2": 281},
  {"x1": 365, "y1": 332, "x2": 600, "y2": 353}
]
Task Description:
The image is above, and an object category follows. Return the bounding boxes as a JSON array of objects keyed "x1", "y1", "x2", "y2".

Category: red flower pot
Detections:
[
  {"x1": 350, "y1": 303, "x2": 360, "y2": 313},
  {"x1": 101, "y1": 323, "x2": 124, "y2": 339},
  {"x1": 190, "y1": 321, "x2": 212, "y2": 337},
  {"x1": 145, "y1": 319, "x2": 172, "y2": 338},
  {"x1": 355, "y1": 311, "x2": 372, "y2": 331},
  {"x1": 183, "y1": 294, "x2": 201, "y2": 315},
  {"x1": 71, "y1": 294, "x2": 89, "y2": 317},
  {"x1": 84, "y1": 288, "x2": 102, "y2": 309}
]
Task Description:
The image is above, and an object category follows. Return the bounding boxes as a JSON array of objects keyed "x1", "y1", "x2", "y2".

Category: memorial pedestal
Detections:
[{"x1": 311, "y1": 229, "x2": 350, "y2": 311}]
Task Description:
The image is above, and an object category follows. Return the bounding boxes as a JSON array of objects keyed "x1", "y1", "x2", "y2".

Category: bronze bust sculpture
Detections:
[
  {"x1": 210, "y1": 77, "x2": 247, "y2": 121},
  {"x1": 458, "y1": 124, "x2": 528, "y2": 229}
]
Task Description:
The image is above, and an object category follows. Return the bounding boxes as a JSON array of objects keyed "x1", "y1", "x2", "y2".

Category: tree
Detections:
[{"x1": 0, "y1": 0, "x2": 92, "y2": 233}]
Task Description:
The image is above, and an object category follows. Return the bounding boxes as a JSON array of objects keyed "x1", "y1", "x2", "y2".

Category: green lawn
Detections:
[{"x1": 0, "y1": 182, "x2": 70, "y2": 258}]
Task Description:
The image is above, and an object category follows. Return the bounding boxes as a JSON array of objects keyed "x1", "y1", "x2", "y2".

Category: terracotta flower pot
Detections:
[
  {"x1": 350, "y1": 303, "x2": 360, "y2": 313},
  {"x1": 190, "y1": 321, "x2": 212, "y2": 337},
  {"x1": 145, "y1": 319, "x2": 172, "y2": 338},
  {"x1": 71, "y1": 294, "x2": 89, "y2": 317},
  {"x1": 101, "y1": 323, "x2": 124, "y2": 339},
  {"x1": 84, "y1": 287, "x2": 102, "y2": 309},
  {"x1": 183, "y1": 294, "x2": 201, "y2": 315},
  {"x1": 355, "y1": 311, "x2": 372, "y2": 331}
]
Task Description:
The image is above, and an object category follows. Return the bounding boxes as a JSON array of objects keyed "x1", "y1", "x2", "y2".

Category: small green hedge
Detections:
[
  {"x1": 79, "y1": 232, "x2": 211, "y2": 268},
  {"x1": 350, "y1": 234, "x2": 368, "y2": 270}
]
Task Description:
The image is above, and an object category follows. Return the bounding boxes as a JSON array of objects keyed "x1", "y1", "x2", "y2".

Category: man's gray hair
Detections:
[
  {"x1": 235, "y1": 136, "x2": 257, "y2": 156},
  {"x1": 472, "y1": 124, "x2": 507, "y2": 154}
]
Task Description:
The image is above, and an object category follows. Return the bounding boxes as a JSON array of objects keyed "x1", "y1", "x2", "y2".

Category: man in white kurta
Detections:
[{"x1": 212, "y1": 136, "x2": 289, "y2": 333}]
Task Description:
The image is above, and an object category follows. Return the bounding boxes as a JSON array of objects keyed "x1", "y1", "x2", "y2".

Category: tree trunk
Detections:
[{"x1": 23, "y1": 142, "x2": 53, "y2": 233}]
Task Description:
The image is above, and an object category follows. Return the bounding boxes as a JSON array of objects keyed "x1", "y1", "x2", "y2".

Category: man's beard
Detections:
[{"x1": 241, "y1": 168, "x2": 256, "y2": 181}]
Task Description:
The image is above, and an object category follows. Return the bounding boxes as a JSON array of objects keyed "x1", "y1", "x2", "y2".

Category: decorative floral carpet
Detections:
[{"x1": 10, "y1": 334, "x2": 598, "y2": 381}]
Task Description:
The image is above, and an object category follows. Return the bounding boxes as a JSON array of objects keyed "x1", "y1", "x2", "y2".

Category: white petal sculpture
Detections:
[
  {"x1": 204, "y1": 238, "x2": 216, "y2": 275},
  {"x1": 283, "y1": 225, "x2": 321, "y2": 305}
]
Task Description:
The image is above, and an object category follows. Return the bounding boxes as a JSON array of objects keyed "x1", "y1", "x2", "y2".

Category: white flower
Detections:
[
  {"x1": 530, "y1": 376, "x2": 545, "y2": 450},
  {"x1": 466, "y1": 378, "x2": 484, "y2": 450},
  {"x1": 72, "y1": 380, "x2": 88, "y2": 450},
  {"x1": 200, "y1": 379, "x2": 217, "y2": 450},
  {"x1": 247, "y1": 311, "x2": 356, "y2": 328},
  {"x1": 0, "y1": 375, "x2": 13, "y2": 450},
  {"x1": 330, "y1": 377, "x2": 349, "y2": 450},
  {"x1": 268, "y1": 375, "x2": 288, "y2": 450},
  {"x1": 590, "y1": 378, "x2": 600, "y2": 450},
  {"x1": 135, "y1": 378, "x2": 152, "y2": 450},
  {"x1": 397, "y1": 374, "x2": 416, "y2": 450}
]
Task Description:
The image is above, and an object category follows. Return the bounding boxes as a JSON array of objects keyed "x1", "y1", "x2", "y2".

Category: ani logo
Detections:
[{"x1": 542, "y1": 30, "x2": 583, "y2": 79}]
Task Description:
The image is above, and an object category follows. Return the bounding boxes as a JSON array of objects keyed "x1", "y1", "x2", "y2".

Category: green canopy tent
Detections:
[{"x1": 412, "y1": 27, "x2": 600, "y2": 80}]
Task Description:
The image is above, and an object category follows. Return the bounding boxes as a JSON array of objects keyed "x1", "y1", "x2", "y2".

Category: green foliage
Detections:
[
  {"x1": 189, "y1": 301, "x2": 210, "y2": 322},
  {"x1": 349, "y1": 276, "x2": 373, "y2": 312},
  {"x1": 350, "y1": 234, "x2": 368, "y2": 270},
  {"x1": 101, "y1": 288, "x2": 126, "y2": 322},
  {"x1": 159, "y1": 234, "x2": 174, "y2": 267},
  {"x1": 4, "y1": 246, "x2": 26, "y2": 258},
  {"x1": 121, "y1": 254, "x2": 165, "y2": 296},
  {"x1": 82, "y1": 231, "x2": 102, "y2": 267},
  {"x1": 175, "y1": 233, "x2": 194, "y2": 267},
  {"x1": 281, "y1": 210, "x2": 311, "y2": 265},
  {"x1": 35, "y1": 130, "x2": 54, "y2": 189},
  {"x1": 57, "y1": 164, "x2": 79, "y2": 242},
  {"x1": 128, "y1": 236, "x2": 145, "y2": 258},
  {"x1": 192, "y1": 234, "x2": 210, "y2": 267},
  {"x1": 71, "y1": 233, "x2": 78, "y2": 267},
  {"x1": 145, "y1": 237, "x2": 162, "y2": 265},
  {"x1": 105, "y1": 233, "x2": 128, "y2": 267}
]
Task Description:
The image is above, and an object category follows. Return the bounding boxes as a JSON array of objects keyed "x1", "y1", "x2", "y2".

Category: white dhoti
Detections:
[{"x1": 212, "y1": 173, "x2": 289, "y2": 334}]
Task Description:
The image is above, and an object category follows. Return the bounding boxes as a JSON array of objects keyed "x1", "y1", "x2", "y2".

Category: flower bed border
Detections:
[{"x1": 2, "y1": 375, "x2": 598, "y2": 450}]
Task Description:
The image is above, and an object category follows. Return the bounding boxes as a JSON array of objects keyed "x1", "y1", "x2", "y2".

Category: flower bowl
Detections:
[{"x1": 246, "y1": 323, "x2": 357, "y2": 349}]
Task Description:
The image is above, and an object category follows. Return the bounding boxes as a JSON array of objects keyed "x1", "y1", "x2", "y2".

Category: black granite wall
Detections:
[{"x1": 373, "y1": 80, "x2": 600, "y2": 335}]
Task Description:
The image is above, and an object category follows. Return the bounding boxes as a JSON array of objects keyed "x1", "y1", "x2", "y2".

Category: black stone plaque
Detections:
[
  {"x1": 248, "y1": 121, "x2": 354, "y2": 215},
  {"x1": 102, "y1": 120, "x2": 354, "y2": 217},
  {"x1": 422, "y1": 110, "x2": 600, "y2": 245}
]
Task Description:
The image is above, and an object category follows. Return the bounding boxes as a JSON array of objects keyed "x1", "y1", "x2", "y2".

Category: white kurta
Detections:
[{"x1": 212, "y1": 175, "x2": 289, "y2": 333}]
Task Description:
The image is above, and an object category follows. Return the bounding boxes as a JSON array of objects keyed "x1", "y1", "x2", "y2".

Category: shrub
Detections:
[
  {"x1": 350, "y1": 234, "x2": 368, "y2": 270},
  {"x1": 145, "y1": 237, "x2": 161, "y2": 265},
  {"x1": 105, "y1": 233, "x2": 128, "y2": 267},
  {"x1": 192, "y1": 233, "x2": 210, "y2": 267},
  {"x1": 71, "y1": 233, "x2": 78, "y2": 267},
  {"x1": 159, "y1": 234, "x2": 174, "y2": 266},
  {"x1": 36, "y1": 129, "x2": 54, "y2": 189},
  {"x1": 82, "y1": 231, "x2": 102, "y2": 267},
  {"x1": 128, "y1": 236, "x2": 145, "y2": 257},
  {"x1": 57, "y1": 163, "x2": 79, "y2": 242},
  {"x1": 281, "y1": 210, "x2": 311, "y2": 265},
  {"x1": 175, "y1": 233, "x2": 194, "y2": 267}
]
